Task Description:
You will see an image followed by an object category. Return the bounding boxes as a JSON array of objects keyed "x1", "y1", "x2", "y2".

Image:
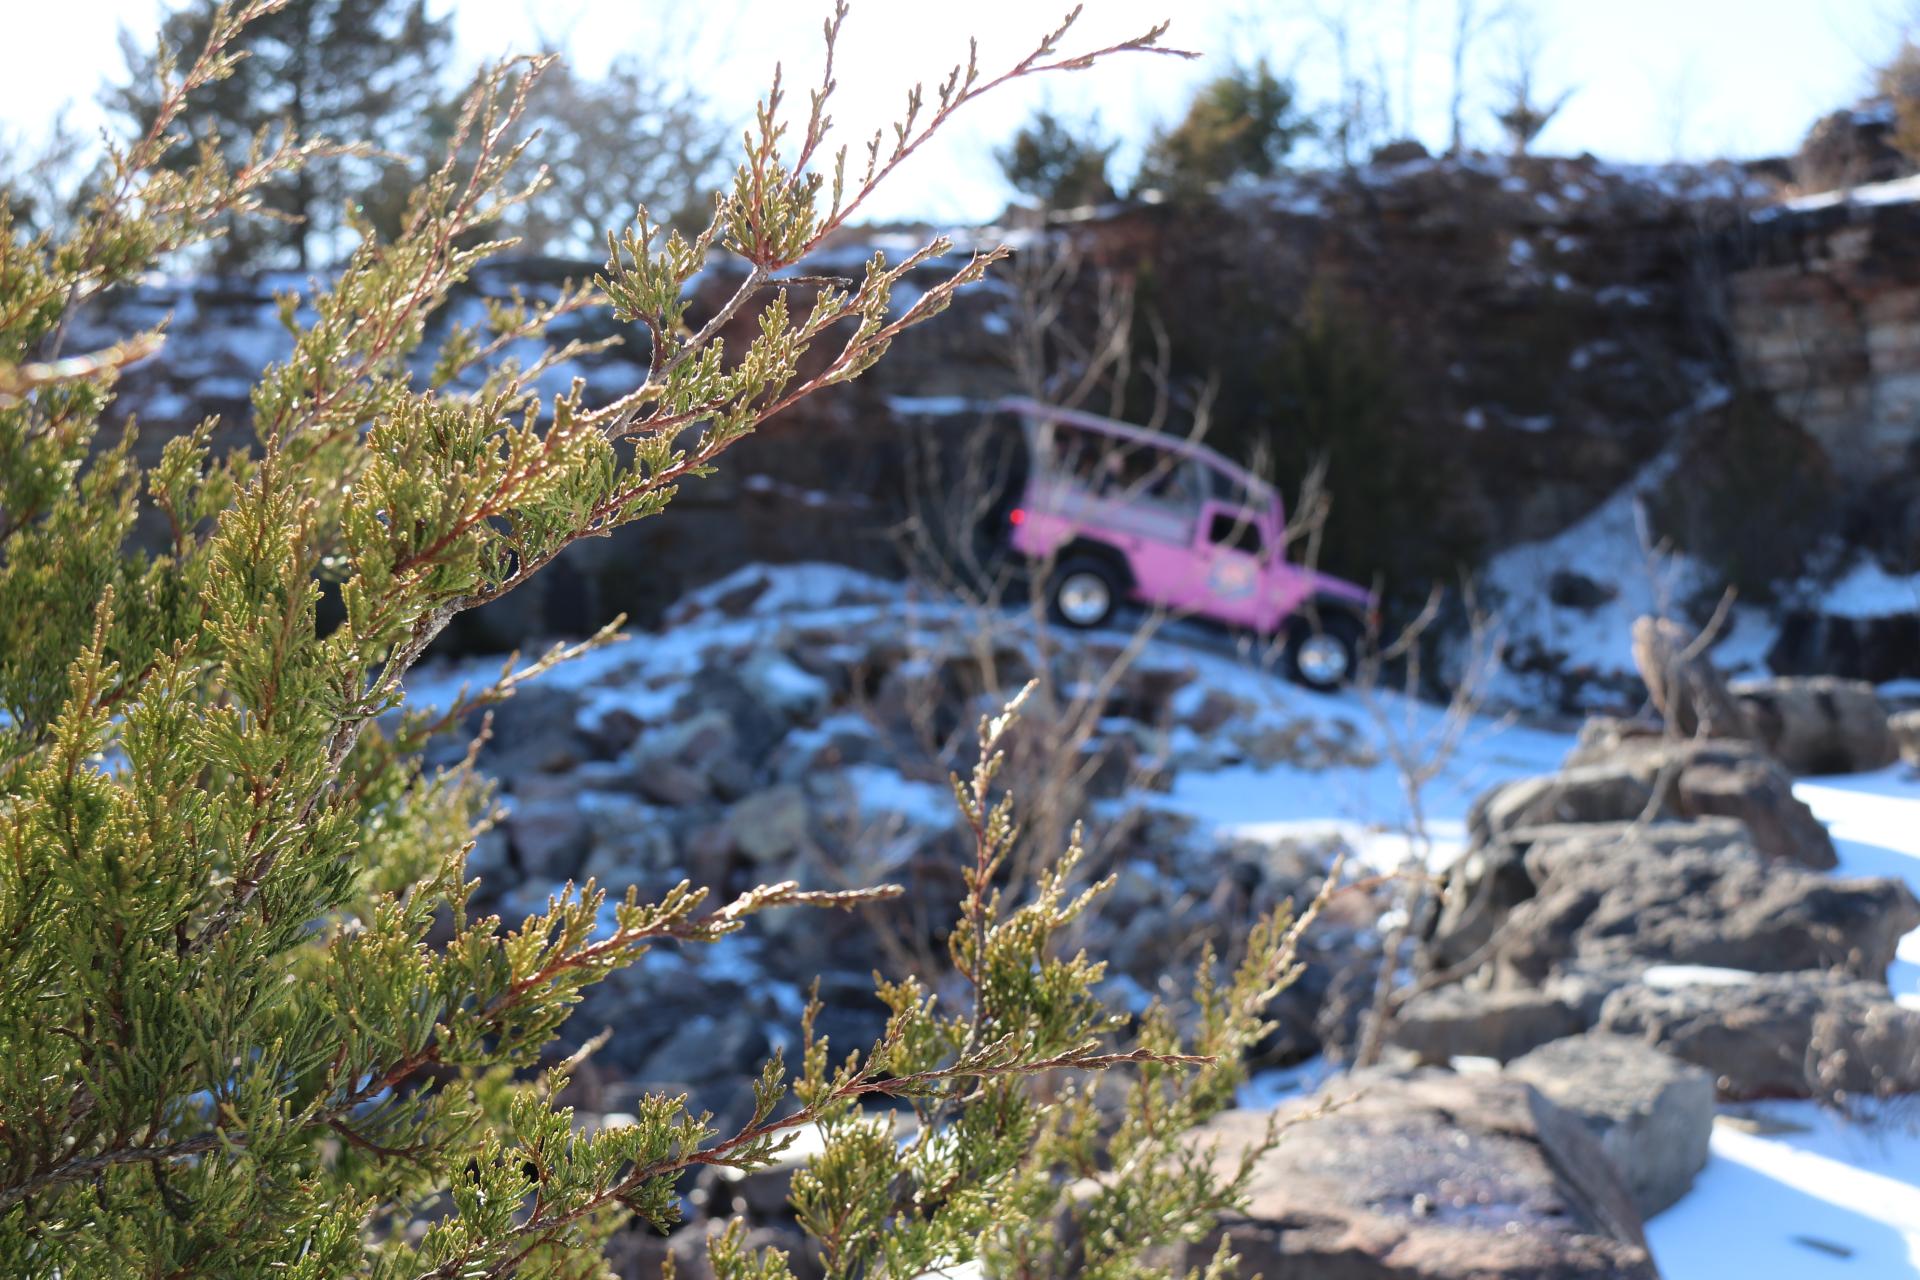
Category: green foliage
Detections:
[
  {"x1": 104, "y1": 0, "x2": 454, "y2": 268},
  {"x1": 996, "y1": 107, "x2": 1119, "y2": 211},
  {"x1": 1137, "y1": 256, "x2": 1476, "y2": 598},
  {"x1": 1137, "y1": 60, "x2": 1311, "y2": 196},
  {"x1": 1255, "y1": 282, "x2": 1474, "y2": 594},
  {"x1": 0, "y1": 5, "x2": 1302, "y2": 1277},
  {"x1": 1644, "y1": 393, "x2": 1842, "y2": 601},
  {"x1": 1872, "y1": 36, "x2": 1920, "y2": 176}
]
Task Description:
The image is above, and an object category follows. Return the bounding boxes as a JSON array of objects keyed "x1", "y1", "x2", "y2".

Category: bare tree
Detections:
[
  {"x1": 1492, "y1": 7, "x2": 1575, "y2": 155},
  {"x1": 1348, "y1": 584, "x2": 1510, "y2": 1069},
  {"x1": 1310, "y1": 0, "x2": 1393, "y2": 168},
  {"x1": 1446, "y1": 0, "x2": 1511, "y2": 155},
  {"x1": 1655, "y1": 55, "x2": 1707, "y2": 164},
  {"x1": 1399, "y1": 0, "x2": 1422, "y2": 142}
]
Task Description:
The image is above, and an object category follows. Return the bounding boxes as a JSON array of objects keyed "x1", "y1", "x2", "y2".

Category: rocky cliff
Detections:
[{"x1": 72, "y1": 152, "x2": 1920, "y2": 686}]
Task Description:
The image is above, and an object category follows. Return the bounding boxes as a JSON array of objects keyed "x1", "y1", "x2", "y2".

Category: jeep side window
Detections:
[
  {"x1": 1041, "y1": 424, "x2": 1099, "y2": 486},
  {"x1": 1143, "y1": 453, "x2": 1203, "y2": 511},
  {"x1": 1207, "y1": 509, "x2": 1263, "y2": 555},
  {"x1": 1206, "y1": 466, "x2": 1255, "y2": 509}
]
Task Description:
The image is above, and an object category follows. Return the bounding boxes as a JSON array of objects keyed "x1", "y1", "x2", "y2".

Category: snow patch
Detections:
[
  {"x1": 1805, "y1": 559, "x2": 1920, "y2": 620},
  {"x1": 887, "y1": 395, "x2": 978, "y2": 417},
  {"x1": 840, "y1": 764, "x2": 957, "y2": 829},
  {"x1": 1784, "y1": 171, "x2": 1920, "y2": 214}
]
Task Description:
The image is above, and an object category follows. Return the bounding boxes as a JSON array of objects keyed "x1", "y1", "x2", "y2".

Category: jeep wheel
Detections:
[
  {"x1": 1285, "y1": 610, "x2": 1363, "y2": 691},
  {"x1": 1047, "y1": 556, "x2": 1122, "y2": 629}
]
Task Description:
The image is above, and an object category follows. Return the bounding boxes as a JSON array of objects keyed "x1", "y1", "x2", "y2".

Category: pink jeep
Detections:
[{"x1": 1000, "y1": 397, "x2": 1376, "y2": 689}]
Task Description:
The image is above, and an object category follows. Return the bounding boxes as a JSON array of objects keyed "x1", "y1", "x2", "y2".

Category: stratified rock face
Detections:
[
  {"x1": 1506, "y1": 1033, "x2": 1715, "y2": 1219},
  {"x1": 1730, "y1": 676, "x2": 1898, "y2": 775},
  {"x1": 1391, "y1": 983, "x2": 1588, "y2": 1065},
  {"x1": 1732, "y1": 193, "x2": 1920, "y2": 484},
  {"x1": 1158, "y1": 1073, "x2": 1657, "y2": 1280}
]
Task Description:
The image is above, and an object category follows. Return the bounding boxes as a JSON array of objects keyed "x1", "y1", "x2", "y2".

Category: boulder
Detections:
[
  {"x1": 633, "y1": 762, "x2": 712, "y2": 808},
  {"x1": 705, "y1": 754, "x2": 758, "y2": 803},
  {"x1": 1429, "y1": 840, "x2": 1536, "y2": 970},
  {"x1": 636, "y1": 1008, "x2": 770, "y2": 1087},
  {"x1": 713, "y1": 1126, "x2": 826, "y2": 1219},
  {"x1": 1730, "y1": 676, "x2": 1898, "y2": 774},
  {"x1": 578, "y1": 703, "x2": 646, "y2": 756},
  {"x1": 1514, "y1": 816, "x2": 1749, "y2": 858},
  {"x1": 1517, "y1": 818, "x2": 1750, "y2": 884},
  {"x1": 1598, "y1": 969, "x2": 1920, "y2": 1099},
  {"x1": 1252, "y1": 935, "x2": 1361, "y2": 1066},
  {"x1": 673, "y1": 669, "x2": 789, "y2": 766},
  {"x1": 1547, "y1": 569, "x2": 1618, "y2": 610},
  {"x1": 1108, "y1": 662, "x2": 1196, "y2": 726},
  {"x1": 1485, "y1": 735, "x2": 1836, "y2": 868},
  {"x1": 1175, "y1": 685, "x2": 1252, "y2": 736},
  {"x1": 768, "y1": 719, "x2": 890, "y2": 782},
  {"x1": 480, "y1": 684, "x2": 590, "y2": 777},
  {"x1": 1506, "y1": 1033, "x2": 1714, "y2": 1218},
  {"x1": 1079, "y1": 732, "x2": 1159, "y2": 799},
  {"x1": 629, "y1": 708, "x2": 770, "y2": 808},
  {"x1": 1675, "y1": 747, "x2": 1836, "y2": 867},
  {"x1": 1889, "y1": 707, "x2": 1920, "y2": 767},
  {"x1": 739, "y1": 649, "x2": 833, "y2": 722},
  {"x1": 1391, "y1": 983, "x2": 1588, "y2": 1064},
  {"x1": 1494, "y1": 843, "x2": 1918, "y2": 986},
  {"x1": 1428, "y1": 818, "x2": 1751, "y2": 969},
  {"x1": 1155, "y1": 1072, "x2": 1657, "y2": 1279},
  {"x1": 578, "y1": 795, "x2": 677, "y2": 892},
  {"x1": 1563, "y1": 715, "x2": 1664, "y2": 764},
  {"x1": 1470, "y1": 763, "x2": 1661, "y2": 838},
  {"x1": 638, "y1": 709, "x2": 740, "y2": 768},
  {"x1": 1813, "y1": 995, "x2": 1920, "y2": 1100},
  {"x1": 504, "y1": 798, "x2": 591, "y2": 881},
  {"x1": 723, "y1": 785, "x2": 816, "y2": 864},
  {"x1": 465, "y1": 826, "x2": 511, "y2": 880}
]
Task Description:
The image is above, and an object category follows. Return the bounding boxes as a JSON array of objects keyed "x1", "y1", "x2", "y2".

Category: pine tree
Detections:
[
  {"x1": 996, "y1": 107, "x2": 1119, "y2": 211},
  {"x1": 0, "y1": 5, "x2": 1311, "y2": 1277},
  {"x1": 105, "y1": 0, "x2": 454, "y2": 269},
  {"x1": 1137, "y1": 61, "x2": 1312, "y2": 196}
]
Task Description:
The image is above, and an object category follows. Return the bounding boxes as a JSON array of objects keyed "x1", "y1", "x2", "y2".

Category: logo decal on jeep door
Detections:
[{"x1": 1208, "y1": 557, "x2": 1257, "y2": 599}]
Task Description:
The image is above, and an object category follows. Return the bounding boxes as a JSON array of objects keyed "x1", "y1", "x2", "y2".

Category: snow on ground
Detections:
[
  {"x1": 411, "y1": 563, "x2": 1920, "y2": 1273},
  {"x1": 1801, "y1": 769, "x2": 1920, "y2": 1010},
  {"x1": 1782, "y1": 171, "x2": 1920, "y2": 214},
  {"x1": 1648, "y1": 1101, "x2": 1920, "y2": 1277},
  {"x1": 1473, "y1": 424, "x2": 1719, "y2": 711},
  {"x1": 1143, "y1": 635, "x2": 1570, "y2": 873}
]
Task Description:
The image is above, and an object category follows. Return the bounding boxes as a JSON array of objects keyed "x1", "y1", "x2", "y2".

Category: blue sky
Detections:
[{"x1": 3, "y1": 0, "x2": 1898, "y2": 223}]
